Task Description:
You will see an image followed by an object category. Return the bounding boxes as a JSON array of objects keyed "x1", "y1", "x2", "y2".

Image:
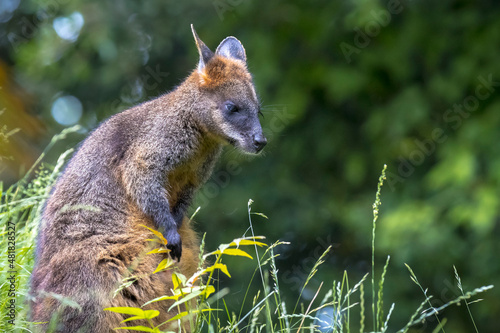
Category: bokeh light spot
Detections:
[
  {"x1": 53, "y1": 12, "x2": 84, "y2": 42},
  {"x1": 0, "y1": 0, "x2": 20, "y2": 23},
  {"x1": 51, "y1": 95, "x2": 83, "y2": 126}
]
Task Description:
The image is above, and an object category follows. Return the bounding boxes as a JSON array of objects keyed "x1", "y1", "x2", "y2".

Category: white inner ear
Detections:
[
  {"x1": 216, "y1": 37, "x2": 246, "y2": 62},
  {"x1": 197, "y1": 59, "x2": 205, "y2": 72}
]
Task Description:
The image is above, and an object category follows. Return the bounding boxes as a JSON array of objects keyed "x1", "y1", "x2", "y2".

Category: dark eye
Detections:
[{"x1": 224, "y1": 102, "x2": 238, "y2": 113}]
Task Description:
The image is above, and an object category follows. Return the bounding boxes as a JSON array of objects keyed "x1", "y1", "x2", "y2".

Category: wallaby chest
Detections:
[{"x1": 166, "y1": 140, "x2": 219, "y2": 207}]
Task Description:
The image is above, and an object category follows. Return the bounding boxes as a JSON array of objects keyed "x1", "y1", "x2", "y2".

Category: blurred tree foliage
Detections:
[{"x1": 1, "y1": 0, "x2": 499, "y2": 331}]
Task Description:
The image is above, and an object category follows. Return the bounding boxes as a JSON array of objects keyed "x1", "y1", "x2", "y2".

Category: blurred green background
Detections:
[{"x1": 1, "y1": 0, "x2": 499, "y2": 331}]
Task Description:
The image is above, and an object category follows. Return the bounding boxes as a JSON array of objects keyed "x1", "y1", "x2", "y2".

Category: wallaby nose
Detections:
[{"x1": 252, "y1": 133, "x2": 267, "y2": 152}]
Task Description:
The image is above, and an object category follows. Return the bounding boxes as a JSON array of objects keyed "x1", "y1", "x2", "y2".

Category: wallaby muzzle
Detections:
[{"x1": 252, "y1": 132, "x2": 267, "y2": 152}]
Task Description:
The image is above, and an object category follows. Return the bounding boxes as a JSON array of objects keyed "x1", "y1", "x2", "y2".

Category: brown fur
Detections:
[
  {"x1": 31, "y1": 214, "x2": 199, "y2": 332},
  {"x1": 29, "y1": 26, "x2": 265, "y2": 332}
]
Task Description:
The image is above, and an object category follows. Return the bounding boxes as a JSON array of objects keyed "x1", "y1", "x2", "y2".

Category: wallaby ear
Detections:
[
  {"x1": 191, "y1": 24, "x2": 214, "y2": 72},
  {"x1": 215, "y1": 36, "x2": 247, "y2": 63}
]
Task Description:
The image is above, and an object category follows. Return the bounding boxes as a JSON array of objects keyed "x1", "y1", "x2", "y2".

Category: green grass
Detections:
[
  {"x1": 0, "y1": 129, "x2": 494, "y2": 332},
  {"x1": 0, "y1": 126, "x2": 81, "y2": 331}
]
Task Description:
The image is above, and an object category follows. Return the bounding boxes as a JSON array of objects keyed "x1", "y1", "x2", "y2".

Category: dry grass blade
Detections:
[{"x1": 297, "y1": 282, "x2": 323, "y2": 333}]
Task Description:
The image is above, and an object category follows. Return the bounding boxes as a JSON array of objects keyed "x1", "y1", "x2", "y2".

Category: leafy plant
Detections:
[{"x1": 105, "y1": 230, "x2": 267, "y2": 332}]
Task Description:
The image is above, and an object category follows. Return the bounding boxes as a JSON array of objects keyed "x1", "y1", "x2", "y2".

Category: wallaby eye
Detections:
[{"x1": 224, "y1": 101, "x2": 238, "y2": 113}]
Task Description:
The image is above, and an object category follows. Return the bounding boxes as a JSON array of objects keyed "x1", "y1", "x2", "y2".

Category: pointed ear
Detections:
[
  {"x1": 215, "y1": 36, "x2": 246, "y2": 63},
  {"x1": 191, "y1": 24, "x2": 214, "y2": 72}
]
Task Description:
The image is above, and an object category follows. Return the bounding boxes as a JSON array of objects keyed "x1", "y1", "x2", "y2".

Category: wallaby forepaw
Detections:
[{"x1": 166, "y1": 231, "x2": 182, "y2": 262}]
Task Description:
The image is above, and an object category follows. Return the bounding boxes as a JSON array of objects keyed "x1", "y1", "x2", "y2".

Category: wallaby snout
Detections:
[{"x1": 252, "y1": 132, "x2": 267, "y2": 152}]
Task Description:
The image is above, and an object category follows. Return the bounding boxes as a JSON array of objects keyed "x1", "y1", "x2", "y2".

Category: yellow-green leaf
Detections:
[
  {"x1": 168, "y1": 290, "x2": 202, "y2": 311},
  {"x1": 167, "y1": 285, "x2": 216, "y2": 311},
  {"x1": 145, "y1": 239, "x2": 165, "y2": 245},
  {"x1": 146, "y1": 285, "x2": 213, "y2": 309},
  {"x1": 104, "y1": 307, "x2": 144, "y2": 316},
  {"x1": 121, "y1": 315, "x2": 143, "y2": 323},
  {"x1": 153, "y1": 258, "x2": 175, "y2": 274},
  {"x1": 163, "y1": 311, "x2": 192, "y2": 323},
  {"x1": 140, "y1": 225, "x2": 168, "y2": 245},
  {"x1": 204, "y1": 263, "x2": 231, "y2": 278},
  {"x1": 147, "y1": 248, "x2": 170, "y2": 255},
  {"x1": 172, "y1": 272, "x2": 181, "y2": 290},
  {"x1": 115, "y1": 326, "x2": 159, "y2": 332},
  {"x1": 148, "y1": 286, "x2": 198, "y2": 304},
  {"x1": 205, "y1": 285, "x2": 216, "y2": 298},
  {"x1": 219, "y1": 248, "x2": 253, "y2": 259},
  {"x1": 106, "y1": 307, "x2": 159, "y2": 323},
  {"x1": 141, "y1": 310, "x2": 160, "y2": 319},
  {"x1": 246, "y1": 236, "x2": 266, "y2": 240},
  {"x1": 142, "y1": 295, "x2": 180, "y2": 307},
  {"x1": 229, "y1": 239, "x2": 267, "y2": 248}
]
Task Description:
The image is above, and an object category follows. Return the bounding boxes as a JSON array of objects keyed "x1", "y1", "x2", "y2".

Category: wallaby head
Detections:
[{"x1": 189, "y1": 25, "x2": 267, "y2": 154}]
